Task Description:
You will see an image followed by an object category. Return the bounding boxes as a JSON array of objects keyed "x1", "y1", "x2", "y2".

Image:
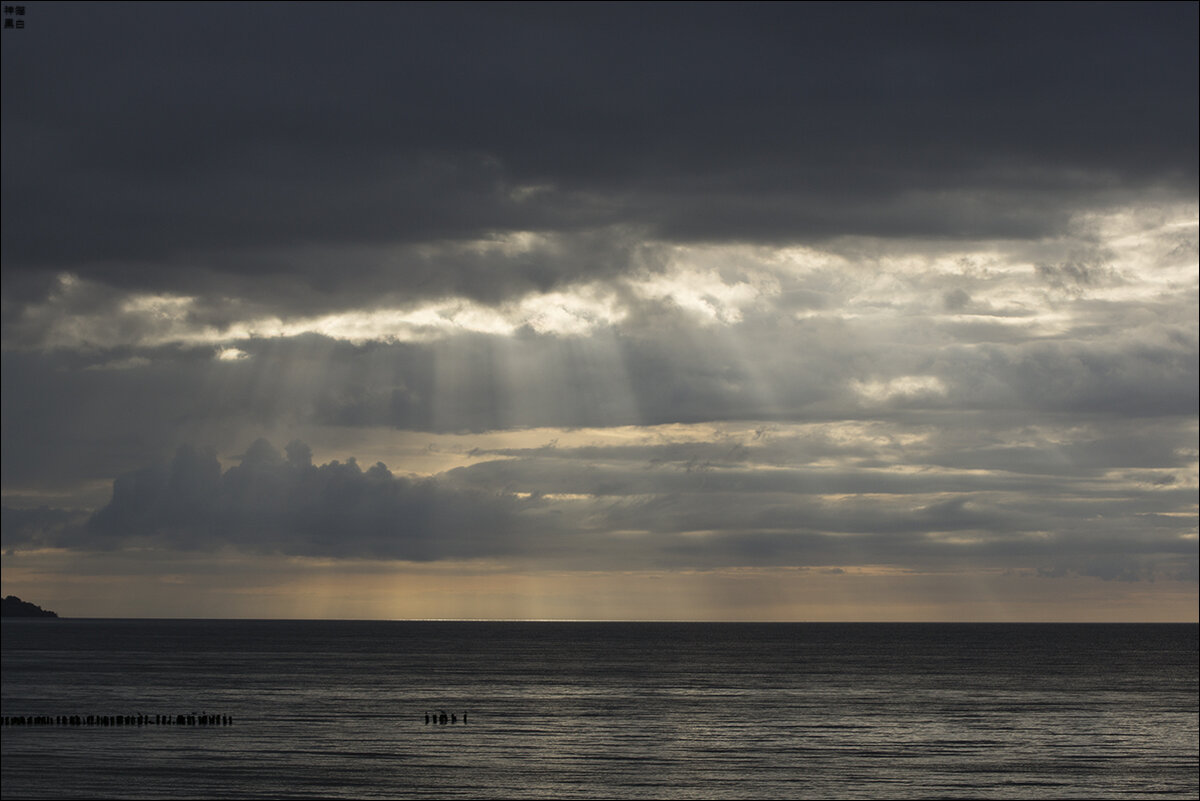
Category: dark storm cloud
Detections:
[
  {"x1": 28, "y1": 431, "x2": 1189, "y2": 580},
  {"x1": 3, "y1": 2, "x2": 1196, "y2": 313},
  {"x1": 76, "y1": 439, "x2": 526, "y2": 561}
]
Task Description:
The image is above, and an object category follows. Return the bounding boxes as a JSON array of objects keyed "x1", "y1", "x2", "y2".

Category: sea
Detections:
[{"x1": 1, "y1": 620, "x2": 1196, "y2": 800}]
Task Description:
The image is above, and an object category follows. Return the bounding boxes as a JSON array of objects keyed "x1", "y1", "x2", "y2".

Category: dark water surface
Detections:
[{"x1": 2, "y1": 621, "x2": 1196, "y2": 799}]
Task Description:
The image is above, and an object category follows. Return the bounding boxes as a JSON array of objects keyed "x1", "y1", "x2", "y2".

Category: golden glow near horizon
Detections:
[{"x1": 3, "y1": 552, "x2": 1196, "y2": 622}]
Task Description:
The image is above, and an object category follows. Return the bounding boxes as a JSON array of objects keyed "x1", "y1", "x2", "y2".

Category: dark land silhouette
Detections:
[{"x1": 1, "y1": 595, "x2": 58, "y2": 618}]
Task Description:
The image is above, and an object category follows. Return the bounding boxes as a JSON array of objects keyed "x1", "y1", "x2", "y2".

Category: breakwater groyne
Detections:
[{"x1": 2, "y1": 714, "x2": 232, "y2": 727}]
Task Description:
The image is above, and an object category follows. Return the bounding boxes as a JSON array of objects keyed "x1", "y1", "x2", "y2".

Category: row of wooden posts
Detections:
[
  {"x1": 4, "y1": 711, "x2": 472, "y2": 727},
  {"x1": 2, "y1": 714, "x2": 232, "y2": 727},
  {"x1": 425, "y1": 711, "x2": 466, "y2": 724}
]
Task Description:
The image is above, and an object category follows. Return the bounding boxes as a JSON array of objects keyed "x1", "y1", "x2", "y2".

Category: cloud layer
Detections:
[
  {"x1": 3, "y1": 3, "x2": 1196, "y2": 318},
  {"x1": 2, "y1": 4, "x2": 1195, "y2": 617},
  {"x1": 11, "y1": 419, "x2": 1182, "y2": 585}
]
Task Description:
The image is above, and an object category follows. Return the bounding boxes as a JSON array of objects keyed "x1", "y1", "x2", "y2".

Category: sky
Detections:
[{"x1": 1, "y1": 2, "x2": 1196, "y2": 621}]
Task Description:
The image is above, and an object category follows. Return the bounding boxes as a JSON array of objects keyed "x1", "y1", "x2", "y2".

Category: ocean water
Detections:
[{"x1": 1, "y1": 621, "x2": 1196, "y2": 799}]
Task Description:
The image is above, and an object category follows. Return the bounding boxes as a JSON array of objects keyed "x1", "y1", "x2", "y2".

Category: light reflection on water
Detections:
[{"x1": 2, "y1": 621, "x2": 1197, "y2": 799}]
